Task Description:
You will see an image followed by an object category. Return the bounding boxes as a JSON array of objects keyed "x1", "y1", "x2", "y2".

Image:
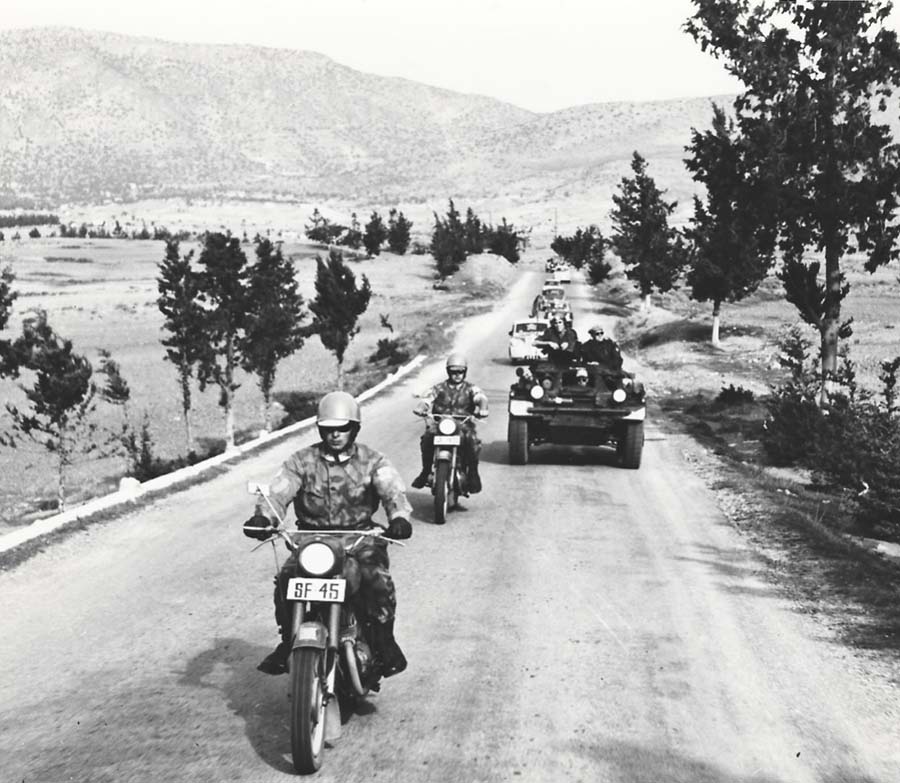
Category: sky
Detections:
[
  {"x1": 4, "y1": 1, "x2": 900, "y2": 114},
  {"x1": 0, "y1": 0, "x2": 751, "y2": 113}
]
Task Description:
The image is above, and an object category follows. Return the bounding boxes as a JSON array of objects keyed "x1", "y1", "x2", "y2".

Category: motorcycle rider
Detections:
[
  {"x1": 411, "y1": 353, "x2": 489, "y2": 493},
  {"x1": 243, "y1": 391, "x2": 413, "y2": 677}
]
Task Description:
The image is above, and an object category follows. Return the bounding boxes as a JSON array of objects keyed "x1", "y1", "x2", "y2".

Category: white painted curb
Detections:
[{"x1": 0, "y1": 354, "x2": 426, "y2": 556}]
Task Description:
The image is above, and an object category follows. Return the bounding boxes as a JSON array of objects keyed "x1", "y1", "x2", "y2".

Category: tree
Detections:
[
  {"x1": 304, "y1": 208, "x2": 330, "y2": 244},
  {"x1": 430, "y1": 199, "x2": 467, "y2": 278},
  {"x1": 157, "y1": 240, "x2": 202, "y2": 454},
  {"x1": 338, "y1": 212, "x2": 363, "y2": 250},
  {"x1": 684, "y1": 104, "x2": 777, "y2": 346},
  {"x1": 309, "y1": 249, "x2": 372, "y2": 390},
  {"x1": 484, "y1": 217, "x2": 521, "y2": 263},
  {"x1": 387, "y1": 209, "x2": 413, "y2": 255},
  {"x1": 240, "y1": 238, "x2": 307, "y2": 431},
  {"x1": 464, "y1": 207, "x2": 484, "y2": 255},
  {"x1": 363, "y1": 210, "x2": 388, "y2": 256},
  {"x1": 686, "y1": 0, "x2": 900, "y2": 393},
  {"x1": 194, "y1": 232, "x2": 252, "y2": 450},
  {"x1": 0, "y1": 266, "x2": 19, "y2": 378},
  {"x1": 4, "y1": 311, "x2": 97, "y2": 510},
  {"x1": 610, "y1": 152, "x2": 686, "y2": 311},
  {"x1": 551, "y1": 225, "x2": 607, "y2": 272}
]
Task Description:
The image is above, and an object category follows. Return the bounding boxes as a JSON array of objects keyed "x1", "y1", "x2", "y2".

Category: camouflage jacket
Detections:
[
  {"x1": 420, "y1": 379, "x2": 488, "y2": 418},
  {"x1": 263, "y1": 441, "x2": 412, "y2": 530}
]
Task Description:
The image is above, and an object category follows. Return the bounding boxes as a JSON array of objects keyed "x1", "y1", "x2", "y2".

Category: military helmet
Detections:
[
  {"x1": 317, "y1": 391, "x2": 361, "y2": 427},
  {"x1": 446, "y1": 353, "x2": 468, "y2": 371}
]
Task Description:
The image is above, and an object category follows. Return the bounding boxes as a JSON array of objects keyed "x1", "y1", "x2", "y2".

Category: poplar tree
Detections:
[
  {"x1": 684, "y1": 104, "x2": 776, "y2": 345},
  {"x1": 686, "y1": 0, "x2": 900, "y2": 393}
]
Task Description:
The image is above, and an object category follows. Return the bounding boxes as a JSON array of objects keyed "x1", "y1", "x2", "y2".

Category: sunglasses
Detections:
[
  {"x1": 448, "y1": 368, "x2": 466, "y2": 374},
  {"x1": 320, "y1": 423, "x2": 354, "y2": 434}
]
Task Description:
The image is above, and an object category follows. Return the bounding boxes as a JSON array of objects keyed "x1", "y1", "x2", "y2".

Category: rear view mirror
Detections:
[{"x1": 247, "y1": 481, "x2": 270, "y2": 497}]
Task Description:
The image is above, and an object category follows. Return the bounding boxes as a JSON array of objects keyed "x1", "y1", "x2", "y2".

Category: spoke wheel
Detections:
[
  {"x1": 434, "y1": 461, "x2": 451, "y2": 524},
  {"x1": 291, "y1": 647, "x2": 326, "y2": 774}
]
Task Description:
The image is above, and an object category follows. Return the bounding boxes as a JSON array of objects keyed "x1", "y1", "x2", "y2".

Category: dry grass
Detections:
[
  {"x1": 606, "y1": 253, "x2": 900, "y2": 661},
  {"x1": 0, "y1": 234, "x2": 519, "y2": 528}
]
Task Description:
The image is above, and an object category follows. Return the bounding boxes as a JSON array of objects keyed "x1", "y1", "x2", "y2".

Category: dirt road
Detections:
[{"x1": 2, "y1": 271, "x2": 898, "y2": 782}]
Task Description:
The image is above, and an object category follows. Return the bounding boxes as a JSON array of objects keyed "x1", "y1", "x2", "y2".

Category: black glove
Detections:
[
  {"x1": 384, "y1": 517, "x2": 412, "y2": 540},
  {"x1": 243, "y1": 514, "x2": 274, "y2": 540}
]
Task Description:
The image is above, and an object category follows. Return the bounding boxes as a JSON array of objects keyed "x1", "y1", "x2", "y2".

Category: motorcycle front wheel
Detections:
[
  {"x1": 291, "y1": 647, "x2": 326, "y2": 774},
  {"x1": 433, "y1": 461, "x2": 451, "y2": 524}
]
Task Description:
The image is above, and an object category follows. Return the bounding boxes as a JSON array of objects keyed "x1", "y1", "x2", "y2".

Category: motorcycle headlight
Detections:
[
  {"x1": 299, "y1": 541, "x2": 337, "y2": 576},
  {"x1": 438, "y1": 417, "x2": 457, "y2": 435},
  {"x1": 612, "y1": 388, "x2": 627, "y2": 403},
  {"x1": 530, "y1": 385, "x2": 545, "y2": 400}
]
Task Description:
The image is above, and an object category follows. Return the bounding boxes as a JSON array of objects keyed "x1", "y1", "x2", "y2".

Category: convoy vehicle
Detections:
[
  {"x1": 532, "y1": 285, "x2": 570, "y2": 319},
  {"x1": 551, "y1": 265, "x2": 572, "y2": 284},
  {"x1": 506, "y1": 360, "x2": 646, "y2": 468},
  {"x1": 508, "y1": 318, "x2": 550, "y2": 363}
]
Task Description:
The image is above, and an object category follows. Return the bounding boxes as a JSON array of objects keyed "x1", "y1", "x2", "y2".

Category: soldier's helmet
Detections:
[
  {"x1": 446, "y1": 353, "x2": 468, "y2": 379},
  {"x1": 317, "y1": 391, "x2": 361, "y2": 427}
]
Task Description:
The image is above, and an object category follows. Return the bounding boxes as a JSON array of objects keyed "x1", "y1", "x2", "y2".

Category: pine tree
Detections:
[
  {"x1": 194, "y1": 232, "x2": 252, "y2": 450},
  {"x1": 387, "y1": 209, "x2": 413, "y2": 255},
  {"x1": 484, "y1": 217, "x2": 521, "y2": 263},
  {"x1": 431, "y1": 199, "x2": 467, "y2": 278},
  {"x1": 338, "y1": 212, "x2": 363, "y2": 250},
  {"x1": 363, "y1": 211, "x2": 388, "y2": 256},
  {"x1": 240, "y1": 238, "x2": 307, "y2": 430},
  {"x1": 0, "y1": 266, "x2": 19, "y2": 378},
  {"x1": 157, "y1": 240, "x2": 202, "y2": 454},
  {"x1": 610, "y1": 152, "x2": 686, "y2": 310},
  {"x1": 309, "y1": 249, "x2": 372, "y2": 390},
  {"x1": 4, "y1": 311, "x2": 98, "y2": 510},
  {"x1": 464, "y1": 207, "x2": 484, "y2": 255}
]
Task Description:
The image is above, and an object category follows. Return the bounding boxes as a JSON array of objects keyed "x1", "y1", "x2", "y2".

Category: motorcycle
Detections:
[
  {"x1": 246, "y1": 482, "x2": 405, "y2": 774},
  {"x1": 413, "y1": 411, "x2": 474, "y2": 524}
]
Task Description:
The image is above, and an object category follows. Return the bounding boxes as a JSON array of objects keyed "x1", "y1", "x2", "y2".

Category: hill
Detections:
[{"x1": 0, "y1": 27, "x2": 729, "y2": 211}]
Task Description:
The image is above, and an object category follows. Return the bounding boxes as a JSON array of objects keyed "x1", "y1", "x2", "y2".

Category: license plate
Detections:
[
  {"x1": 433, "y1": 435, "x2": 461, "y2": 445},
  {"x1": 286, "y1": 577, "x2": 346, "y2": 603}
]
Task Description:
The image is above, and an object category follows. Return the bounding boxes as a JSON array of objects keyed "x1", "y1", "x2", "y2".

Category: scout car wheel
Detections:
[
  {"x1": 620, "y1": 422, "x2": 644, "y2": 469},
  {"x1": 508, "y1": 418, "x2": 529, "y2": 465}
]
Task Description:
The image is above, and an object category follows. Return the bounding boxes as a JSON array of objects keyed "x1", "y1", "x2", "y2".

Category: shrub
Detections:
[
  {"x1": 716, "y1": 384, "x2": 755, "y2": 406},
  {"x1": 368, "y1": 337, "x2": 410, "y2": 367}
]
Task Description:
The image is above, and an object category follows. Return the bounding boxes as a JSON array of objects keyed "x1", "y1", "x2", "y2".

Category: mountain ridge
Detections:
[{"x1": 0, "y1": 26, "x2": 730, "y2": 206}]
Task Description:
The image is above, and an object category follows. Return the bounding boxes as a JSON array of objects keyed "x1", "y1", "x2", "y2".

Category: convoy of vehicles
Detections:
[{"x1": 508, "y1": 318, "x2": 550, "y2": 363}]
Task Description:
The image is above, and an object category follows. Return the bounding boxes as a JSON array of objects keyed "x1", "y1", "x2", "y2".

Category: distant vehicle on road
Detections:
[
  {"x1": 551, "y1": 266, "x2": 572, "y2": 284},
  {"x1": 508, "y1": 318, "x2": 550, "y2": 363}
]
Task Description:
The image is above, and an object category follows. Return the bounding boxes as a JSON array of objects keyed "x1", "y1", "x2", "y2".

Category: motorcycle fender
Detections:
[
  {"x1": 293, "y1": 621, "x2": 328, "y2": 650},
  {"x1": 435, "y1": 449, "x2": 453, "y2": 462}
]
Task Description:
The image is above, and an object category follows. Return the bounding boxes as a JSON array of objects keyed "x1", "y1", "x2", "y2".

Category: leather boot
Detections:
[
  {"x1": 371, "y1": 620, "x2": 407, "y2": 678},
  {"x1": 411, "y1": 441, "x2": 433, "y2": 489}
]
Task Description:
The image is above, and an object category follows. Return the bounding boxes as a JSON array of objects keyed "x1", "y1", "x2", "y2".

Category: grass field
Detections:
[{"x1": 0, "y1": 232, "x2": 520, "y2": 528}]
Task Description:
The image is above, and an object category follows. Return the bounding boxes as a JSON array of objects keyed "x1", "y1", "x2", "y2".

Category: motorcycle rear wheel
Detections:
[
  {"x1": 291, "y1": 647, "x2": 326, "y2": 774},
  {"x1": 433, "y1": 461, "x2": 451, "y2": 524}
]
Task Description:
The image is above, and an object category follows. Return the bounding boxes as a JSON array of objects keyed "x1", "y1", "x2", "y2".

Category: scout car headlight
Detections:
[
  {"x1": 299, "y1": 541, "x2": 337, "y2": 576},
  {"x1": 438, "y1": 417, "x2": 457, "y2": 435},
  {"x1": 530, "y1": 385, "x2": 545, "y2": 400},
  {"x1": 612, "y1": 388, "x2": 627, "y2": 403}
]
